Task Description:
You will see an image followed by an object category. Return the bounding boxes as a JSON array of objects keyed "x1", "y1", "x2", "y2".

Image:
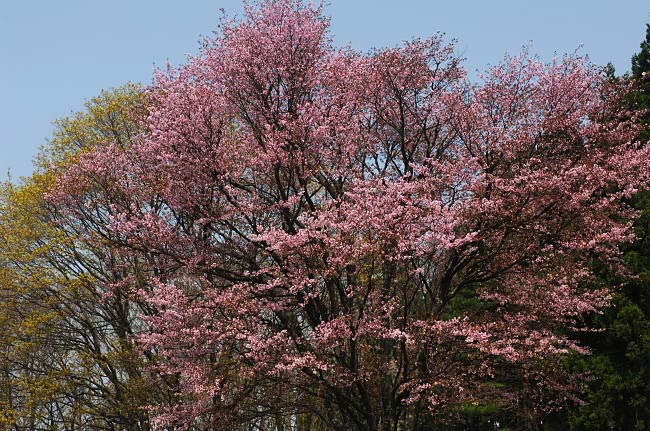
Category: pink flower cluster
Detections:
[{"x1": 51, "y1": 0, "x2": 650, "y2": 428}]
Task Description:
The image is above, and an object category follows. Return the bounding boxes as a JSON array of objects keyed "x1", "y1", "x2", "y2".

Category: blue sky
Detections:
[{"x1": 1, "y1": 1, "x2": 648, "y2": 179}]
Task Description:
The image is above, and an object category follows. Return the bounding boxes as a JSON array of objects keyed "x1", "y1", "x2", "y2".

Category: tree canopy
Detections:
[{"x1": 2, "y1": 2, "x2": 650, "y2": 431}]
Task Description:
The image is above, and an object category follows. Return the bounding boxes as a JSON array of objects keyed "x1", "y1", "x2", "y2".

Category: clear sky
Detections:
[{"x1": 1, "y1": 1, "x2": 648, "y2": 179}]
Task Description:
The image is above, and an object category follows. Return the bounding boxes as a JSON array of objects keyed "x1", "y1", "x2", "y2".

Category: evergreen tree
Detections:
[{"x1": 632, "y1": 24, "x2": 650, "y2": 79}]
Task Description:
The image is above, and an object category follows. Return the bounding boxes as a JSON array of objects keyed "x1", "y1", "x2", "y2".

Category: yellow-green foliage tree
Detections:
[{"x1": 0, "y1": 85, "x2": 172, "y2": 431}]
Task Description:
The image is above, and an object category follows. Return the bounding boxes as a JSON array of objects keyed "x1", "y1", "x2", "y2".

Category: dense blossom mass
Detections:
[{"x1": 50, "y1": 1, "x2": 650, "y2": 430}]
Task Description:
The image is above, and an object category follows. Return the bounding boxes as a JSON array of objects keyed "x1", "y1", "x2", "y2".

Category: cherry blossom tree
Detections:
[{"x1": 52, "y1": 1, "x2": 650, "y2": 430}]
